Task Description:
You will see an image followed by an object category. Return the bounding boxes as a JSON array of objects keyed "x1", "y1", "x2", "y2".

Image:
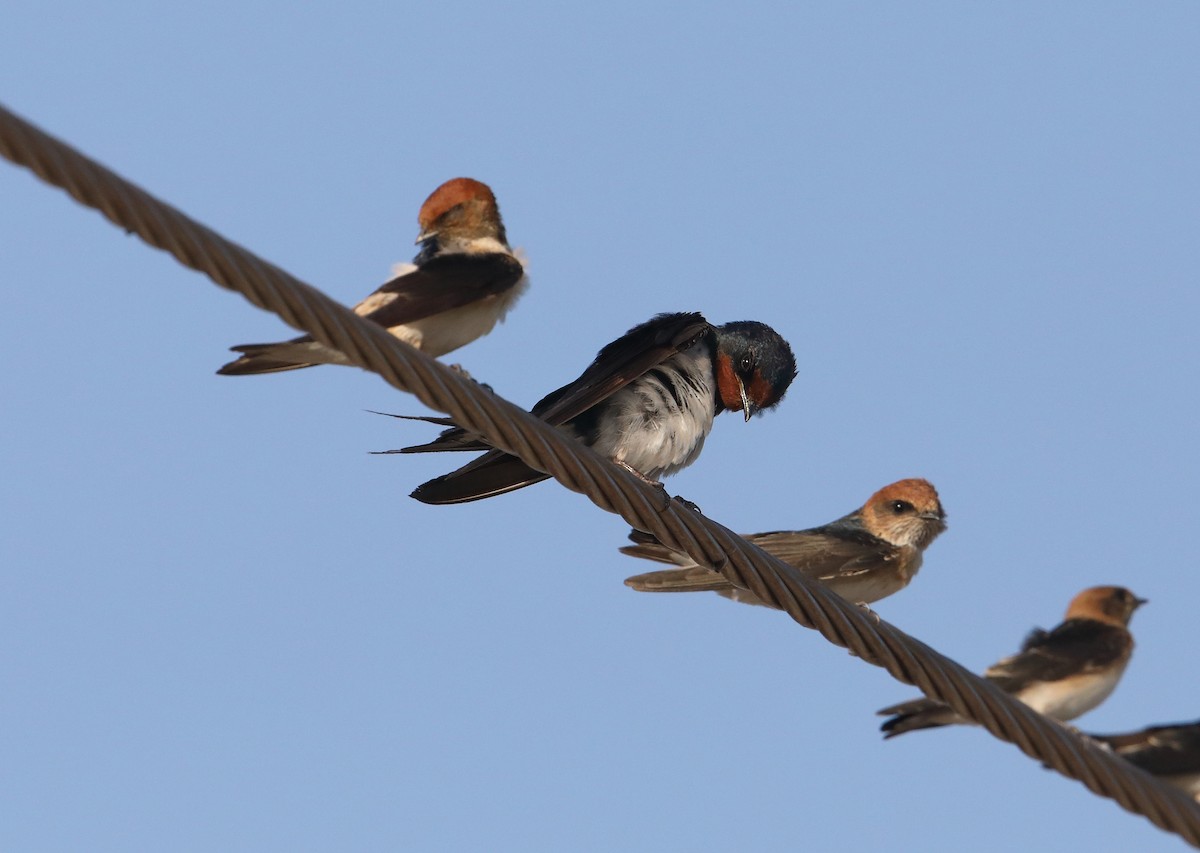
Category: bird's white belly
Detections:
[
  {"x1": 1017, "y1": 666, "x2": 1124, "y2": 721},
  {"x1": 597, "y1": 412, "x2": 712, "y2": 478},
  {"x1": 825, "y1": 571, "x2": 911, "y2": 606},
  {"x1": 393, "y1": 276, "x2": 528, "y2": 357},
  {"x1": 589, "y1": 362, "x2": 715, "y2": 479}
]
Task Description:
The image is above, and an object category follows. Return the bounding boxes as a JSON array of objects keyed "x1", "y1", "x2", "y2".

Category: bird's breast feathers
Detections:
[
  {"x1": 587, "y1": 348, "x2": 716, "y2": 479},
  {"x1": 393, "y1": 276, "x2": 528, "y2": 356},
  {"x1": 1015, "y1": 664, "x2": 1126, "y2": 721}
]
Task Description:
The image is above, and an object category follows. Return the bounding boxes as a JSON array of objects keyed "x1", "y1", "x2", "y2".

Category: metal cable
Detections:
[{"x1": 3, "y1": 101, "x2": 1198, "y2": 845}]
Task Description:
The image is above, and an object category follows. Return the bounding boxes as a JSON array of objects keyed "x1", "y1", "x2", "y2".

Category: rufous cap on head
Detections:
[
  {"x1": 868, "y1": 479, "x2": 943, "y2": 517},
  {"x1": 861, "y1": 478, "x2": 947, "y2": 549},
  {"x1": 1065, "y1": 585, "x2": 1147, "y2": 626},
  {"x1": 417, "y1": 178, "x2": 499, "y2": 230}
]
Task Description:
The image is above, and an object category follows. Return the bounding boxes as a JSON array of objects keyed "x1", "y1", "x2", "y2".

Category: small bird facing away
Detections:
[
  {"x1": 1088, "y1": 720, "x2": 1200, "y2": 800},
  {"x1": 878, "y1": 586, "x2": 1147, "y2": 738},
  {"x1": 217, "y1": 178, "x2": 527, "y2": 375},
  {"x1": 621, "y1": 478, "x2": 946, "y2": 607},
  {"x1": 381, "y1": 311, "x2": 797, "y2": 505}
]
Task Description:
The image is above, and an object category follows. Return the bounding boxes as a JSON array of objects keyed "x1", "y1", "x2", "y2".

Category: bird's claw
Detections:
[
  {"x1": 611, "y1": 461, "x2": 671, "y2": 511},
  {"x1": 855, "y1": 601, "x2": 882, "y2": 625},
  {"x1": 446, "y1": 363, "x2": 495, "y2": 393}
]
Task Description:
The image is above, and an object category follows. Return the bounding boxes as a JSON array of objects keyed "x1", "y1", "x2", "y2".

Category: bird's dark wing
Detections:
[
  {"x1": 410, "y1": 452, "x2": 551, "y2": 504},
  {"x1": 218, "y1": 255, "x2": 525, "y2": 375},
  {"x1": 1091, "y1": 721, "x2": 1200, "y2": 776},
  {"x1": 621, "y1": 519, "x2": 894, "y2": 592},
  {"x1": 876, "y1": 696, "x2": 961, "y2": 738},
  {"x1": 742, "y1": 524, "x2": 896, "y2": 582},
  {"x1": 367, "y1": 412, "x2": 488, "y2": 455},
  {"x1": 1017, "y1": 627, "x2": 1052, "y2": 652},
  {"x1": 983, "y1": 619, "x2": 1131, "y2": 693},
  {"x1": 397, "y1": 312, "x2": 711, "y2": 456},
  {"x1": 619, "y1": 529, "x2": 690, "y2": 566},
  {"x1": 527, "y1": 312, "x2": 711, "y2": 425},
  {"x1": 408, "y1": 313, "x2": 711, "y2": 505},
  {"x1": 623, "y1": 565, "x2": 736, "y2": 593},
  {"x1": 356, "y1": 253, "x2": 525, "y2": 328}
]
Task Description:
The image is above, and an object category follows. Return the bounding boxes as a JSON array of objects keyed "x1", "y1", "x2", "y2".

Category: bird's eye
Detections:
[
  {"x1": 890, "y1": 500, "x2": 914, "y2": 514},
  {"x1": 739, "y1": 355, "x2": 754, "y2": 372}
]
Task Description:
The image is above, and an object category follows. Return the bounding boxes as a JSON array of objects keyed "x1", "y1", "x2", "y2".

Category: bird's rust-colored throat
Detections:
[
  {"x1": 715, "y1": 351, "x2": 777, "y2": 416},
  {"x1": 714, "y1": 351, "x2": 747, "y2": 415}
]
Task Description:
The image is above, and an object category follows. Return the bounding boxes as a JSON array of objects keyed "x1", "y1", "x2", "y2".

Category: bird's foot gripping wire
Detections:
[
  {"x1": 446, "y1": 363, "x2": 494, "y2": 393},
  {"x1": 612, "y1": 461, "x2": 671, "y2": 511},
  {"x1": 855, "y1": 601, "x2": 881, "y2": 625}
]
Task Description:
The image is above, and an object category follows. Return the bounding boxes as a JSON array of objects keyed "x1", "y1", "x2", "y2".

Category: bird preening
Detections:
[{"x1": 380, "y1": 311, "x2": 797, "y2": 504}]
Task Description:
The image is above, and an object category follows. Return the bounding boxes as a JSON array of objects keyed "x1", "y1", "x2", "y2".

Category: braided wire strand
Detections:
[{"x1": 3, "y1": 102, "x2": 1198, "y2": 845}]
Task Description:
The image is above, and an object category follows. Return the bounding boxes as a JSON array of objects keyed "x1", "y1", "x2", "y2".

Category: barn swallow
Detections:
[
  {"x1": 1089, "y1": 720, "x2": 1200, "y2": 800},
  {"x1": 621, "y1": 478, "x2": 945, "y2": 607},
  {"x1": 217, "y1": 178, "x2": 527, "y2": 375},
  {"x1": 380, "y1": 312, "x2": 797, "y2": 504},
  {"x1": 878, "y1": 586, "x2": 1146, "y2": 738}
]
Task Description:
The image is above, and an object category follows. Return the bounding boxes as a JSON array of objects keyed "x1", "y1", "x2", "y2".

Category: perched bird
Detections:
[
  {"x1": 217, "y1": 177, "x2": 527, "y2": 375},
  {"x1": 621, "y1": 478, "x2": 946, "y2": 607},
  {"x1": 878, "y1": 586, "x2": 1147, "y2": 738},
  {"x1": 1089, "y1": 720, "x2": 1200, "y2": 800},
  {"x1": 383, "y1": 312, "x2": 797, "y2": 504}
]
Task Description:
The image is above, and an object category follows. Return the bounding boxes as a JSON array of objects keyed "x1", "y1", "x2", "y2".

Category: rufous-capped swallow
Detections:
[
  {"x1": 1089, "y1": 720, "x2": 1200, "y2": 800},
  {"x1": 878, "y1": 586, "x2": 1147, "y2": 738},
  {"x1": 217, "y1": 178, "x2": 527, "y2": 375},
  {"x1": 379, "y1": 312, "x2": 797, "y2": 504},
  {"x1": 621, "y1": 478, "x2": 945, "y2": 607}
]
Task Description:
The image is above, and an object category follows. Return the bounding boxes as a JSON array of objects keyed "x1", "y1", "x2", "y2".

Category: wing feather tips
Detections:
[
  {"x1": 216, "y1": 343, "x2": 314, "y2": 375},
  {"x1": 877, "y1": 699, "x2": 956, "y2": 738},
  {"x1": 623, "y1": 567, "x2": 730, "y2": 593},
  {"x1": 409, "y1": 456, "x2": 550, "y2": 504}
]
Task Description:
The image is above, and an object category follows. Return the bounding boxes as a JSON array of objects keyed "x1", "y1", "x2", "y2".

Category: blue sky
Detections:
[{"x1": 3, "y1": 3, "x2": 1200, "y2": 851}]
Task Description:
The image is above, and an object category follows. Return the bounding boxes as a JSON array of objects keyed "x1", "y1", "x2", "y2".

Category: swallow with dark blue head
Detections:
[{"x1": 375, "y1": 312, "x2": 797, "y2": 504}]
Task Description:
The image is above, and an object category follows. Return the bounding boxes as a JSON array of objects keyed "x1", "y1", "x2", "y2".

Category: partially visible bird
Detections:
[
  {"x1": 879, "y1": 586, "x2": 1147, "y2": 738},
  {"x1": 1089, "y1": 720, "x2": 1200, "y2": 800},
  {"x1": 381, "y1": 312, "x2": 797, "y2": 504},
  {"x1": 217, "y1": 177, "x2": 527, "y2": 375},
  {"x1": 621, "y1": 478, "x2": 946, "y2": 607}
]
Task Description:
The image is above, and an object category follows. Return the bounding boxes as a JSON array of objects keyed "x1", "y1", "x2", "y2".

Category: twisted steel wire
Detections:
[{"x1": 3, "y1": 101, "x2": 1198, "y2": 845}]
